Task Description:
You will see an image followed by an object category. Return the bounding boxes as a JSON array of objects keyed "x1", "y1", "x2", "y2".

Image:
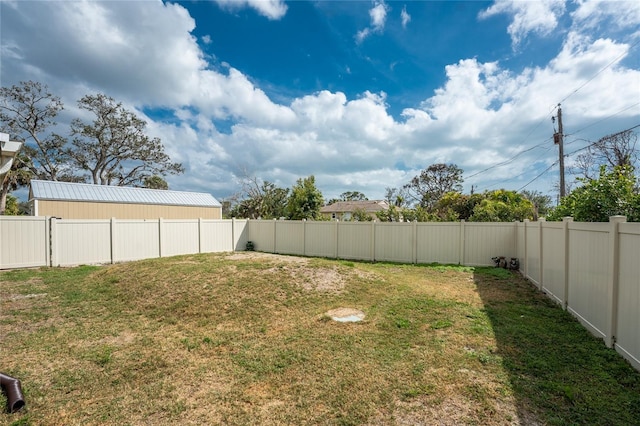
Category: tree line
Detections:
[
  {"x1": 226, "y1": 133, "x2": 639, "y2": 222},
  {"x1": 224, "y1": 164, "x2": 553, "y2": 222}
]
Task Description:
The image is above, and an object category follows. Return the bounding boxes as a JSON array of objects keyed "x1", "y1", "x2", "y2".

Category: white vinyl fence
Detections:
[
  {"x1": 1, "y1": 215, "x2": 639, "y2": 371},
  {"x1": 246, "y1": 219, "x2": 517, "y2": 265},
  {"x1": 517, "y1": 216, "x2": 640, "y2": 371},
  {"x1": 0, "y1": 217, "x2": 248, "y2": 268}
]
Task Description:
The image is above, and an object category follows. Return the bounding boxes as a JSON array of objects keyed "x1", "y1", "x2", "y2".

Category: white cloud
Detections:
[
  {"x1": 401, "y1": 5, "x2": 411, "y2": 29},
  {"x1": 1, "y1": 1, "x2": 206, "y2": 106},
  {"x1": 370, "y1": 1, "x2": 389, "y2": 31},
  {"x1": 571, "y1": 0, "x2": 640, "y2": 30},
  {"x1": 355, "y1": 28, "x2": 371, "y2": 44},
  {"x1": 355, "y1": 1, "x2": 389, "y2": 43},
  {"x1": 2, "y1": 0, "x2": 638, "y2": 201},
  {"x1": 479, "y1": 0, "x2": 566, "y2": 47},
  {"x1": 213, "y1": 0, "x2": 287, "y2": 20},
  {"x1": 195, "y1": 68, "x2": 296, "y2": 126}
]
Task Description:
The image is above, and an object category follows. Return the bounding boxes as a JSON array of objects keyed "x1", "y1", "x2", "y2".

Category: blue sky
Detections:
[{"x1": 2, "y1": 0, "x2": 639, "y2": 204}]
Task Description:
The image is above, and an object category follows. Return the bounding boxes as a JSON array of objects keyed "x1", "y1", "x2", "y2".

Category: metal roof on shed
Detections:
[{"x1": 30, "y1": 180, "x2": 221, "y2": 207}]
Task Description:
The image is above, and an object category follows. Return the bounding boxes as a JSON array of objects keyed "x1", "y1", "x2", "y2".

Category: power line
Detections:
[
  {"x1": 469, "y1": 104, "x2": 639, "y2": 184},
  {"x1": 517, "y1": 161, "x2": 559, "y2": 192},
  {"x1": 463, "y1": 40, "x2": 639, "y2": 184},
  {"x1": 465, "y1": 137, "x2": 553, "y2": 180},
  {"x1": 564, "y1": 124, "x2": 640, "y2": 157},
  {"x1": 565, "y1": 102, "x2": 640, "y2": 140},
  {"x1": 558, "y1": 39, "x2": 640, "y2": 105},
  {"x1": 477, "y1": 146, "x2": 554, "y2": 192},
  {"x1": 487, "y1": 124, "x2": 640, "y2": 193}
]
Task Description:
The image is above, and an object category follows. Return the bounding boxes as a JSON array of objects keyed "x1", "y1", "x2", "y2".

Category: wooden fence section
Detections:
[{"x1": 1, "y1": 216, "x2": 639, "y2": 370}]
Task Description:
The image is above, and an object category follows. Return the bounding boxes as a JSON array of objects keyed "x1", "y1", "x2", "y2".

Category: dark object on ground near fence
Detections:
[
  {"x1": 246, "y1": 241, "x2": 255, "y2": 251},
  {"x1": 492, "y1": 256, "x2": 519, "y2": 270},
  {"x1": 0, "y1": 372, "x2": 25, "y2": 413}
]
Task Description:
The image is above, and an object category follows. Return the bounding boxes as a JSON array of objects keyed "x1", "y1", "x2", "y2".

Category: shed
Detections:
[
  {"x1": 29, "y1": 180, "x2": 222, "y2": 219},
  {"x1": 320, "y1": 200, "x2": 389, "y2": 221}
]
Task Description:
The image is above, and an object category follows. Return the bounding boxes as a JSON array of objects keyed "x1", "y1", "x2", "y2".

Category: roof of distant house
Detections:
[
  {"x1": 29, "y1": 180, "x2": 221, "y2": 207},
  {"x1": 320, "y1": 200, "x2": 389, "y2": 214}
]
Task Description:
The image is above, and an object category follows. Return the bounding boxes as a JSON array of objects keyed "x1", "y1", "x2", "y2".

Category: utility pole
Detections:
[{"x1": 554, "y1": 104, "x2": 566, "y2": 198}]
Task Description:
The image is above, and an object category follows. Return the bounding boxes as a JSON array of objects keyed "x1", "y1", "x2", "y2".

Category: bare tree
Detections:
[
  {"x1": 230, "y1": 169, "x2": 289, "y2": 219},
  {"x1": 403, "y1": 163, "x2": 464, "y2": 210},
  {"x1": 574, "y1": 130, "x2": 638, "y2": 179},
  {"x1": 384, "y1": 187, "x2": 409, "y2": 207},
  {"x1": 0, "y1": 81, "x2": 75, "y2": 181},
  {"x1": 69, "y1": 94, "x2": 183, "y2": 186}
]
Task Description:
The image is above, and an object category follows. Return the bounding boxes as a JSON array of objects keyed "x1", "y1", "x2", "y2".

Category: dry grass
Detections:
[{"x1": 1, "y1": 253, "x2": 639, "y2": 425}]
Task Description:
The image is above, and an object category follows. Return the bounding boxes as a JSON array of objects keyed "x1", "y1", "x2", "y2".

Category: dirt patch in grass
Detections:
[
  {"x1": 225, "y1": 251, "x2": 373, "y2": 293},
  {"x1": 224, "y1": 251, "x2": 310, "y2": 263}
]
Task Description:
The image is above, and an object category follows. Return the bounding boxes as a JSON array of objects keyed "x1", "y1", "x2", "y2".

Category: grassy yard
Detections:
[{"x1": 1, "y1": 252, "x2": 639, "y2": 425}]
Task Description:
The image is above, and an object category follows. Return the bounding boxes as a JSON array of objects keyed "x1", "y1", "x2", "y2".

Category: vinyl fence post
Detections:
[
  {"x1": 459, "y1": 220, "x2": 465, "y2": 265},
  {"x1": 334, "y1": 219, "x2": 339, "y2": 259},
  {"x1": 302, "y1": 219, "x2": 306, "y2": 256},
  {"x1": 370, "y1": 220, "x2": 375, "y2": 262},
  {"x1": 538, "y1": 218, "x2": 545, "y2": 291},
  {"x1": 110, "y1": 217, "x2": 117, "y2": 264},
  {"x1": 523, "y1": 219, "x2": 529, "y2": 280},
  {"x1": 412, "y1": 220, "x2": 418, "y2": 264},
  {"x1": 158, "y1": 218, "x2": 164, "y2": 258},
  {"x1": 198, "y1": 218, "x2": 203, "y2": 254},
  {"x1": 273, "y1": 218, "x2": 277, "y2": 254},
  {"x1": 232, "y1": 218, "x2": 236, "y2": 252},
  {"x1": 562, "y1": 217, "x2": 573, "y2": 309},
  {"x1": 606, "y1": 215, "x2": 626, "y2": 348},
  {"x1": 44, "y1": 216, "x2": 51, "y2": 268},
  {"x1": 50, "y1": 217, "x2": 58, "y2": 267}
]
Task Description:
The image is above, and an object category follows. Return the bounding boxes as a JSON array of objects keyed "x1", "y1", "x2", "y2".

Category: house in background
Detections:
[
  {"x1": 320, "y1": 200, "x2": 390, "y2": 221},
  {"x1": 29, "y1": 180, "x2": 222, "y2": 219}
]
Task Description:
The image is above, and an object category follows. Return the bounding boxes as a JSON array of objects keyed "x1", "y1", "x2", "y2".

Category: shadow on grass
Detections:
[{"x1": 473, "y1": 267, "x2": 640, "y2": 425}]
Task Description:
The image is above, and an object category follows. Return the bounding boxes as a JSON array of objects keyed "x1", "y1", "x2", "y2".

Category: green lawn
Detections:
[{"x1": 1, "y1": 252, "x2": 639, "y2": 425}]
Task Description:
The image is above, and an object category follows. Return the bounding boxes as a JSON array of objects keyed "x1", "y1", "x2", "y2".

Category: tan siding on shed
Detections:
[{"x1": 36, "y1": 200, "x2": 221, "y2": 219}]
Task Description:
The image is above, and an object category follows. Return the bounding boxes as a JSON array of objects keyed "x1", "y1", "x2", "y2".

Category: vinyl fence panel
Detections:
[
  {"x1": 162, "y1": 219, "x2": 200, "y2": 257},
  {"x1": 232, "y1": 219, "x2": 249, "y2": 251},
  {"x1": 274, "y1": 221, "x2": 305, "y2": 255},
  {"x1": 524, "y1": 222, "x2": 542, "y2": 286},
  {"x1": 304, "y1": 221, "x2": 337, "y2": 258},
  {"x1": 374, "y1": 222, "x2": 414, "y2": 263},
  {"x1": 0, "y1": 216, "x2": 48, "y2": 269},
  {"x1": 247, "y1": 220, "x2": 275, "y2": 253},
  {"x1": 567, "y1": 222, "x2": 611, "y2": 340},
  {"x1": 464, "y1": 223, "x2": 516, "y2": 266},
  {"x1": 416, "y1": 223, "x2": 461, "y2": 264},
  {"x1": 114, "y1": 220, "x2": 161, "y2": 262},
  {"x1": 541, "y1": 222, "x2": 567, "y2": 305},
  {"x1": 53, "y1": 219, "x2": 112, "y2": 266},
  {"x1": 337, "y1": 222, "x2": 373, "y2": 261},
  {"x1": 201, "y1": 220, "x2": 234, "y2": 252},
  {"x1": 615, "y1": 223, "x2": 640, "y2": 370}
]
